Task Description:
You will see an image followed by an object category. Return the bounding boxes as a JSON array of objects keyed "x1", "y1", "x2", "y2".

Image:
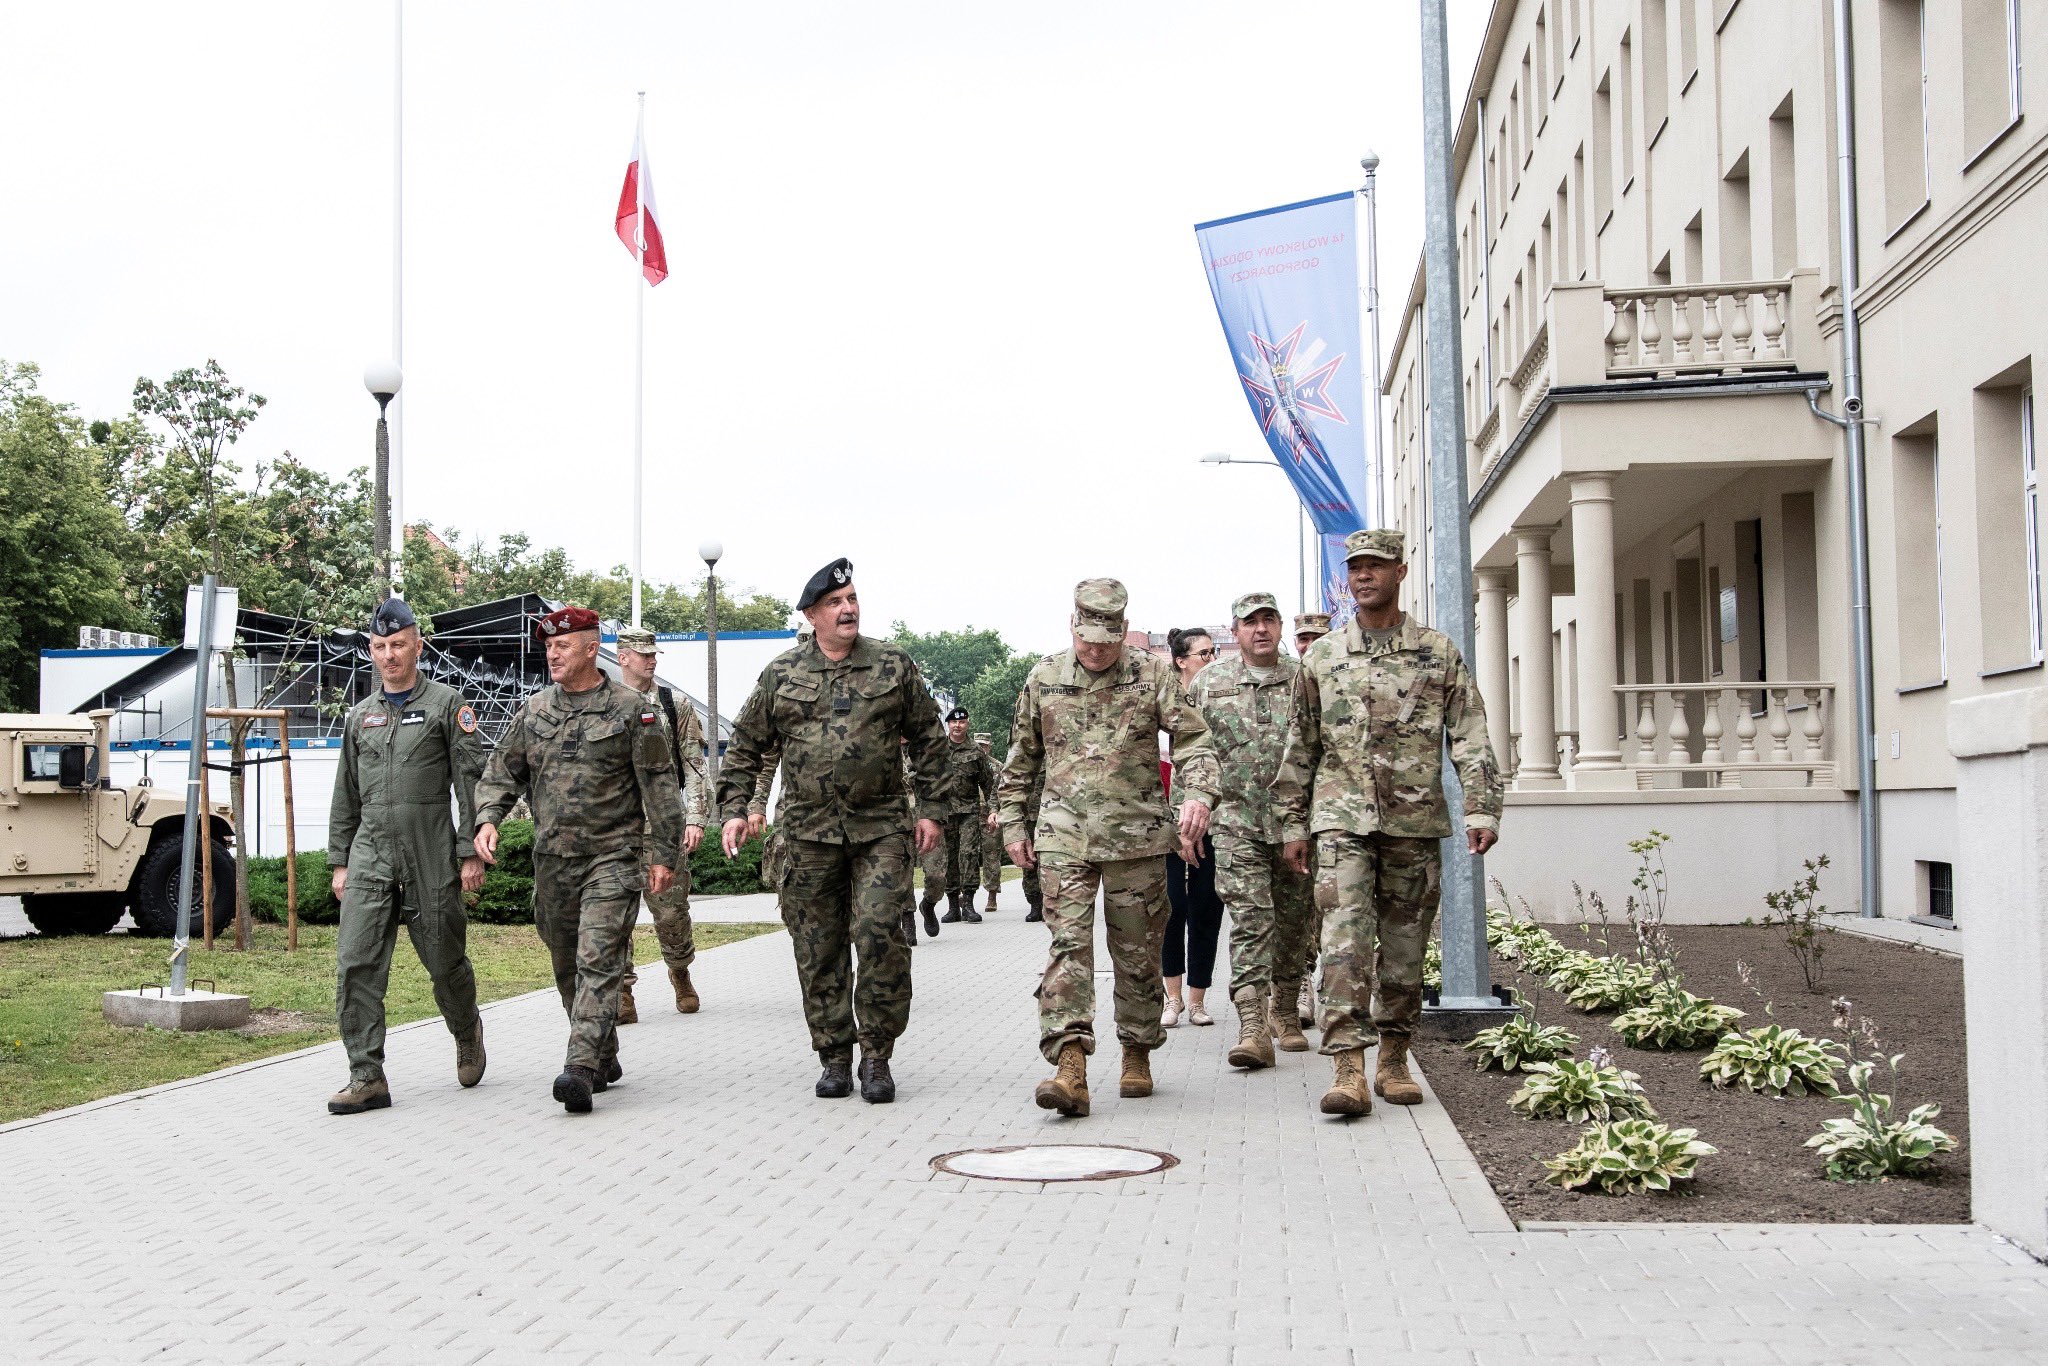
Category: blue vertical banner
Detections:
[{"x1": 1196, "y1": 192, "x2": 1371, "y2": 618}]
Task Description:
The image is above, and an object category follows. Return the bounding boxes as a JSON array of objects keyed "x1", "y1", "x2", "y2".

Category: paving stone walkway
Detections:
[{"x1": 3, "y1": 900, "x2": 2043, "y2": 1364}]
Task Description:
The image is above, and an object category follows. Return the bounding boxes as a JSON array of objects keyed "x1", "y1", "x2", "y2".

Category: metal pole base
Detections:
[{"x1": 1420, "y1": 985, "x2": 1522, "y2": 1041}]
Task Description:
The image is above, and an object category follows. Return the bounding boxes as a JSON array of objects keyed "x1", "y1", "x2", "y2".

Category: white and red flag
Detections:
[{"x1": 615, "y1": 123, "x2": 668, "y2": 286}]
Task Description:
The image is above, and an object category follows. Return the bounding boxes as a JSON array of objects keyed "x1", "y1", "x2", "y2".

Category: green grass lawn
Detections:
[
  {"x1": 912, "y1": 865, "x2": 1025, "y2": 890},
  {"x1": 0, "y1": 920, "x2": 779, "y2": 1125}
]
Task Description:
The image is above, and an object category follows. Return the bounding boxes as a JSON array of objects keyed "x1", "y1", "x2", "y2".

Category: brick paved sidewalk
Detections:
[{"x1": 2, "y1": 905, "x2": 2043, "y2": 1364}]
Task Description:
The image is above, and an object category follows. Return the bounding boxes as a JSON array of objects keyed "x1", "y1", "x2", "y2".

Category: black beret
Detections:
[
  {"x1": 369, "y1": 598, "x2": 418, "y2": 637},
  {"x1": 797, "y1": 557, "x2": 854, "y2": 611},
  {"x1": 945, "y1": 707, "x2": 969, "y2": 722}
]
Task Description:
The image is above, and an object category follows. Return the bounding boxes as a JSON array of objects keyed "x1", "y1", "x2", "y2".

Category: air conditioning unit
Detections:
[
  {"x1": 78, "y1": 627, "x2": 106, "y2": 649},
  {"x1": 115, "y1": 632, "x2": 135, "y2": 648}
]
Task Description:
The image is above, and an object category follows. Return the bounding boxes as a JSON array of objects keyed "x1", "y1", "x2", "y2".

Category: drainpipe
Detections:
[{"x1": 1816, "y1": 0, "x2": 1882, "y2": 918}]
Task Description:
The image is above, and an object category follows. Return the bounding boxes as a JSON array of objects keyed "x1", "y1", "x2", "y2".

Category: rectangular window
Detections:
[
  {"x1": 1535, "y1": 9, "x2": 1551, "y2": 108},
  {"x1": 1679, "y1": 0, "x2": 1700, "y2": 86},
  {"x1": 1970, "y1": 368, "x2": 2042, "y2": 670},
  {"x1": 1962, "y1": 0, "x2": 2023, "y2": 157},
  {"x1": 1643, "y1": 1, "x2": 1670, "y2": 137},
  {"x1": 1592, "y1": 77, "x2": 1615, "y2": 226},
  {"x1": 1522, "y1": 52, "x2": 1536, "y2": 154},
  {"x1": 1573, "y1": 149, "x2": 1589, "y2": 275},
  {"x1": 2027, "y1": 388, "x2": 2043, "y2": 661},
  {"x1": 1543, "y1": 210, "x2": 1557, "y2": 293},
  {"x1": 1925, "y1": 861, "x2": 1954, "y2": 920},
  {"x1": 1720, "y1": 151, "x2": 1753, "y2": 277},
  {"x1": 1891, "y1": 419, "x2": 1947, "y2": 685},
  {"x1": 1552, "y1": 1, "x2": 1569, "y2": 92},
  {"x1": 1555, "y1": 180, "x2": 1571, "y2": 279},
  {"x1": 1683, "y1": 211, "x2": 1703, "y2": 282},
  {"x1": 1619, "y1": 36, "x2": 1637, "y2": 190},
  {"x1": 1769, "y1": 100, "x2": 1798, "y2": 275},
  {"x1": 1879, "y1": 0, "x2": 1930, "y2": 230}
]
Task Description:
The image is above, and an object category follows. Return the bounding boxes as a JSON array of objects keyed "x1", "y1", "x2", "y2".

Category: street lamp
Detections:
[
  {"x1": 363, "y1": 362, "x2": 402, "y2": 602},
  {"x1": 1199, "y1": 452, "x2": 1309, "y2": 614},
  {"x1": 1360, "y1": 151, "x2": 1387, "y2": 530},
  {"x1": 699, "y1": 539, "x2": 723, "y2": 787}
]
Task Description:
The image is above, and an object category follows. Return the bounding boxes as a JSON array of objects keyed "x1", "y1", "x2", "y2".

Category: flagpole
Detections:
[
  {"x1": 631, "y1": 91, "x2": 646, "y2": 628},
  {"x1": 390, "y1": 0, "x2": 405, "y2": 595}
]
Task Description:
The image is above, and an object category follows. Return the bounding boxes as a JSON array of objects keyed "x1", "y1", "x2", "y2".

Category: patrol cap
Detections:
[
  {"x1": 797, "y1": 557, "x2": 854, "y2": 611},
  {"x1": 945, "y1": 706, "x2": 969, "y2": 722},
  {"x1": 368, "y1": 597, "x2": 418, "y2": 638},
  {"x1": 1293, "y1": 611, "x2": 1332, "y2": 639},
  {"x1": 1344, "y1": 528, "x2": 1406, "y2": 563},
  {"x1": 1072, "y1": 578, "x2": 1128, "y2": 644},
  {"x1": 1231, "y1": 591, "x2": 1281, "y2": 623},
  {"x1": 535, "y1": 605, "x2": 601, "y2": 638},
  {"x1": 615, "y1": 626, "x2": 658, "y2": 656}
]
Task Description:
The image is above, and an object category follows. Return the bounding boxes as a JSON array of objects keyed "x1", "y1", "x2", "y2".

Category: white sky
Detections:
[{"x1": 2, "y1": 1, "x2": 1485, "y2": 656}]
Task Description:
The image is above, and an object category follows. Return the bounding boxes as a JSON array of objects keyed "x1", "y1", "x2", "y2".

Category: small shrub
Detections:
[
  {"x1": 1557, "y1": 956, "x2": 1657, "y2": 1012},
  {"x1": 1805, "y1": 1000, "x2": 1957, "y2": 1182},
  {"x1": 1542, "y1": 951, "x2": 1602, "y2": 991},
  {"x1": 693, "y1": 830, "x2": 770, "y2": 895},
  {"x1": 1422, "y1": 936, "x2": 1442, "y2": 991},
  {"x1": 245, "y1": 850, "x2": 339, "y2": 925},
  {"x1": 1464, "y1": 1016, "x2": 1579, "y2": 1072},
  {"x1": 1700, "y1": 1023, "x2": 1838, "y2": 1097},
  {"x1": 1509, "y1": 1057, "x2": 1657, "y2": 1123},
  {"x1": 1544, "y1": 1119, "x2": 1716, "y2": 1195},
  {"x1": 1746, "y1": 855, "x2": 1835, "y2": 992},
  {"x1": 1611, "y1": 987, "x2": 1745, "y2": 1050},
  {"x1": 1516, "y1": 932, "x2": 1578, "y2": 974}
]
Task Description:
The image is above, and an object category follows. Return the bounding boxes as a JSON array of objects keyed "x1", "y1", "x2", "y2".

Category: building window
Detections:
[
  {"x1": 1879, "y1": 0, "x2": 1930, "y2": 230},
  {"x1": 1971, "y1": 369, "x2": 2042, "y2": 670},
  {"x1": 1962, "y1": 0, "x2": 2023, "y2": 157},
  {"x1": 1769, "y1": 100, "x2": 1798, "y2": 275},
  {"x1": 1720, "y1": 151, "x2": 1753, "y2": 278},
  {"x1": 1535, "y1": 10, "x2": 1550, "y2": 106},
  {"x1": 1592, "y1": 76, "x2": 1615, "y2": 226},
  {"x1": 1925, "y1": 860, "x2": 1954, "y2": 921},
  {"x1": 2027, "y1": 387, "x2": 2043, "y2": 662},
  {"x1": 1892, "y1": 420, "x2": 1947, "y2": 685},
  {"x1": 1643, "y1": 1, "x2": 1669, "y2": 137},
  {"x1": 1618, "y1": 34, "x2": 1637, "y2": 189},
  {"x1": 1679, "y1": 0, "x2": 1700, "y2": 86}
]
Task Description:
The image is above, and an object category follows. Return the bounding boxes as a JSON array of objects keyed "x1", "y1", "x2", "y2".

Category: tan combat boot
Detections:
[
  {"x1": 618, "y1": 977, "x2": 639, "y2": 1025},
  {"x1": 1119, "y1": 1045, "x2": 1154, "y2": 1098},
  {"x1": 986, "y1": 888, "x2": 999, "y2": 914},
  {"x1": 327, "y1": 1076, "x2": 391, "y2": 1116},
  {"x1": 1374, "y1": 1034, "x2": 1425, "y2": 1105},
  {"x1": 455, "y1": 1023, "x2": 486, "y2": 1088},
  {"x1": 1227, "y1": 990, "x2": 1275, "y2": 1070},
  {"x1": 1034, "y1": 1041, "x2": 1090, "y2": 1116},
  {"x1": 1320, "y1": 1049, "x2": 1371, "y2": 1115},
  {"x1": 671, "y1": 965, "x2": 700, "y2": 1014},
  {"x1": 1297, "y1": 978, "x2": 1316, "y2": 1029},
  {"x1": 1270, "y1": 981, "x2": 1310, "y2": 1052}
]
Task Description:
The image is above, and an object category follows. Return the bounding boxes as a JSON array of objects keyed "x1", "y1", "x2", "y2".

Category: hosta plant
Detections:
[
  {"x1": 1464, "y1": 1016, "x2": 1579, "y2": 1072},
  {"x1": 1515, "y1": 932, "x2": 1578, "y2": 975},
  {"x1": 1806, "y1": 1059, "x2": 1958, "y2": 1182},
  {"x1": 1544, "y1": 1118, "x2": 1717, "y2": 1195},
  {"x1": 1541, "y1": 951, "x2": 1603, "y2": 991},
  {"x1": 1611, "y1": 987, "x2": 1745, "y2": 1049},
  {"x1": 1557, "y1": 956, "x2": 1657, "y2": 1012},
  {"x1": 1422, "y1": 937, "x2": 1442, "y2": 990},
  {"x1": 1508, "y1": 1058, "x2": 1657, "y2": 1122},
  {"x1": 1699, "y1": 1024, "x2": 1838, "y2": 1097}
]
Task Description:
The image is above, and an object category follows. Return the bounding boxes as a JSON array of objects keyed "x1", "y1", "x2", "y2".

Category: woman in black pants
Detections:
[{"x1": 1161, "y1": 627, "x2": 1225, "y2": 1027}]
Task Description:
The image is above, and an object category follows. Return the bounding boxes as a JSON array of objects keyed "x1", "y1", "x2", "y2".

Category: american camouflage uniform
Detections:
[
  {"x1": 1190, "y1": 653, "x2": 1314, "y2": 1008},
  {"x1": 919, "y1": 735, "x2": 995, "y2": 912},
  {"x1": 975, "y1": 738, "x2": 1003, "y2": 895},
  {"x1": 716, "y1": 635, "x2": 947, "y2": 1063},
  {"x1": 1000, "y1": 647, "x2": 1220, "y2": 1062},
  {"x1": 329, "y1": 679, "x2": 485, "y2": 1084},
  {"x1": 627, "y1": 684, "x2": 709, "y2": 984},
  {"x1": 1272, "y1": 615, "x2": 1502, "y2": 1053},
  {"x1": 476, "y1": 681, "x2": 684, "y2": 1073}
]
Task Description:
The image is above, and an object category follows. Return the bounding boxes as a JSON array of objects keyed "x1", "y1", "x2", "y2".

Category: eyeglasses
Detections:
[{"x1": 1190, "y1": 647, "x2": 1217, "y2": 660}]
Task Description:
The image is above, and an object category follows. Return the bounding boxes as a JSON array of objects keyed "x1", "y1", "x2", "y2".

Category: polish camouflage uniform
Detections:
[
  {"x1": 999, "y1": 580, "x2": 1220, "y2": 1063},
  {"x1": 476, "y1": 680, "x2": 684, "y2": 1074},
  {"x1": 1272, "y1": 532, "x2": 1502, "y2": 1055},
  {"x1": 1291, "y1": 611, "x2": 1333, "y2": 987},
  {"x1": 905, "y1": 748, "x2": 949, "y2": 908},
  {"x1": 628, "y1": 673, "x2": 709, "y2": 987},
  {"x1": 329, "y1": 676, "x2": 485, "y2": 1084},
  {"x1": 1190, "y1": 593, "x2": 1314, "y2": 1015},
  {"x1": 920, "y1": 731, "x2": 995, "y2": 912},
  {"x1": 717, "y1": 634, "x2": 947, "y2": 1063},
  {"x1": 974, "y1": 735, "x2": 1003, "y2": 896}
]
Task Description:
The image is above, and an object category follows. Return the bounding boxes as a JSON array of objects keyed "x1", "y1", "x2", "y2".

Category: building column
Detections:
[
  {"x1": 1512, "y1": 525, "x2": 1562, "y2": 787},
  {"x1": 1475, "y1": 569, "x2": 1514, "y2": 776},
  {"x1": 1569, "y1": 475, "x2": 1626, "y2": 781}
]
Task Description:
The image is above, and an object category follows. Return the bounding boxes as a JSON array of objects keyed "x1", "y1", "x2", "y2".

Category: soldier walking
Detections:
[
  {"x1": 922, "y1": 707, "x2": 994, "y2": 927},
  {"x1": 474, "y1": 606, "x2": 684, "y2": 1114},
  {"x1": 1288, "y1": 609, "x2": 1332, "y2": 1030},
  {"x1": 974, "y1": 733, "x2": 1003, "y2": 912},
  {"x1": 715, "y1": 558, "x2": 948, "y2": 1104},
  {"x1": 1189, "y1": 592, "x2": 1315, "y2": 1071},
  {"x1": 1273, "y1": 531, "x2": 1502, "y2": 1116},
  {"x1": 613, "y1": 627, "x2": 708, "y2": 1021},
  {"x1": 326, "y1": 599, "x2": 488, "y2": 1116},
  {"x1": 999, "y1": 579, "x2": 1219, "y2": 1117}
]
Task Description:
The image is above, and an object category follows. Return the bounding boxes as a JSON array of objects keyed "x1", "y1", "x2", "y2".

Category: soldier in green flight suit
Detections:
[{"x1": 326, "y1": 598, "x2": 488, "y2": 1116}]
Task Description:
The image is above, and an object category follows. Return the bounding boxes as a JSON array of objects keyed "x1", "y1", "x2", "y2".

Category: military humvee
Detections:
[{"x1": 1, "y1": 709, "x2": 235, "y2": 937}]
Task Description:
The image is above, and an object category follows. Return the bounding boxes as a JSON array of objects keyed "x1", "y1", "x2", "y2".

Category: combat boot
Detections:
[
  {"x1": 1227, "y1": 990, "x2": 1275, "y2": 1070},
  {"x1": 901, "y1": 910, "x2": 918, "y2": 948},
  {"x1": 1118, "y1": 1045, "x2": 1153, "y2": 1098},
  {"x1": 1024, "y1": 901, "x2": 1044, "y2": 923},
  {"x1": 1034, "y1": 1041, "x2": 1090, "y2": 1116},
  {"x1": 670, "y1": 965, "x2": 699, "y2": 1014},
  {"x1": 816, "y1": 1054, "x2": 854, "y2": 1099},
  {"x1": 454, "y1": 1025, "x2": 486, "y2": 1088},
  {"x1": 553, "y1": 1066, "x2": 596, "y2": 1114},
  {"x1": 940, "y1": 892, "x2": 963, "y2": 924},
  {"x1": 1320, "y1": 1049, "x2": 1371, "y2": 1116},
  {"x1": 593, "y1": 1056, "x2": 624, "y2": 1093},
  {"x1": 1374, "y1": 1034, "x2": 1425, "y2": 1105},
  {"x1": 961, "y1": 891, "x2": 982, "y2": 924},
  {"x1": 1270, "y1": 981, "x2": 1310, "y2": 1053},
  {"x1": 1297, "y1": 979, "x2": 1317, "y2": 1029},
  {"x1": 985, "y1": 888, "x2": 1000, "y2": 914},
  {"x1": 921, "y1": 897, "x2": 942, "y2": 937},
  {"x1": 618, "y1": 978, "x2": 639, "y2": 1025},
  {"x1": 327, "y1": 1075, "x2": 391, "y2": 1116},
  {"x1": 858, "y1": 1055, "x2": 896, "y2": 1104}
]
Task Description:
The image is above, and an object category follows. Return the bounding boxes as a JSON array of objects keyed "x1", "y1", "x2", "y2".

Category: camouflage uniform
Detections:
[
  {"x1": 1000, "y1": 625, "x2": 1220, "y2": 1064},
  {"x1": 716, "y1": 635, "x2": 947, "y2": 1063},
  {"x1": 329, "y1": 678, "x2": 485, "y2": 1084},
  {"x1": 476, "y1": 680, "x2": 684, "y2": 1073},
  {"x1": 975, "y1": 736, "x2": 1003, "y2": 897},
  {"x1": 1272, "y1": 599, "x2": 1502, "y2": 1055},
  {"x1": 1291, "y1": 612, "x2": 1333, "y2": 990},
  {"x1": 629, "y1": 683, "x2": 708, "y2": 984},
  {"x1": 919, "y1": 734, "x2": 995, "y2": 915},
  {"x1": 1189, "y1": 646, "x2": 1314, "y2": 1010}
]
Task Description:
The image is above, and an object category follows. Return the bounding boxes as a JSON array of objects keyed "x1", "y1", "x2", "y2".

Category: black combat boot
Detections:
[
  {"x1": 961, "y1": 891, "x2": 983, "y2": 924},
  {"x1": 816, "y1": 1054, "x2": 854, "y2": 1098},
  {"x1": 553, "y1": 1066, "x2": 596, "y2": 1114},
  {"x1": 858, "y1": 1055, "x2": 896, "y2": 1104},
  {"x1": 1024, "y1": 900, "x2": 1044, "y2": 923},
  {"x1": 593, "y1": 1056, "x2": 624, "y2": 1092},
  {"x1": 939, "y1": 892, "x2": 962, "y2": 924},
  {"x1": 901, "y1": 909, "x2": 918, "y2": 948},
  {"x1": 921, "y1": 897, "x2": 941, "y2": 938}
]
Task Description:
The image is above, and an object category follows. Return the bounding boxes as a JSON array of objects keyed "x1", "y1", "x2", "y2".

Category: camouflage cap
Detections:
[
  {"x1": 1072, "y1": 578, "x2": 1128, "y2": 644},
  {"x1": 1293, "y1": 611, "x2": 1332, "y2": 639},
  {"x1": 615, "y1": 626, "x2": 658, "y2": 656},
  {"x1": 1231, "y1": 590, "x2": 1281, "y2": 622},
  {"x1": 1344, "y1": 528, "x2": 1406, "y2": 563}
]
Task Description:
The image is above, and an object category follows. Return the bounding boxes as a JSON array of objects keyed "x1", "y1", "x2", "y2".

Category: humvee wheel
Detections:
[
  {"x1": 130, "y1": 837, "x2": 236, "y2": 938},
  {"x1": 20, "y1": 893, "x2": 126, "y2": 937}
]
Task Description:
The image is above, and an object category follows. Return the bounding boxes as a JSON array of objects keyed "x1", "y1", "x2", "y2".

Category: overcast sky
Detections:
[{"x1": 2, "y1": 1, "x2": 1484, "y2": 656}]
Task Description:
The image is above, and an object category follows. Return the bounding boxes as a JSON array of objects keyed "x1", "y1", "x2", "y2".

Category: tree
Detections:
[
  {"x1": 0, "y1": 363, "x2": 137, "y2": 709},
  {"x1": 961, "y1": 651, "x2": 1037, "y2": 759},
  {"x1": 890, "y1": 624, "x2": 1012, "y2": 703}
]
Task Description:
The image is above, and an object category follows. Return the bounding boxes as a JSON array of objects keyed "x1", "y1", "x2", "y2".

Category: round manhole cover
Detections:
[{"x1": 931, "y1": 1143, "x2": 1178, "y2": 1182}]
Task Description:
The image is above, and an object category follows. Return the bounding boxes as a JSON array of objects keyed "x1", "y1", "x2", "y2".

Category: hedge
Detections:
[{"x1": 243, "y1": 818, "x2": 768, "y2": 925}]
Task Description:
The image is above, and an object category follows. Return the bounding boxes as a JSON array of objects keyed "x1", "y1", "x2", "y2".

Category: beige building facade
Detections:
[{"x1": 1383, "y1": 0, "x2": 2045, "y2": 923}]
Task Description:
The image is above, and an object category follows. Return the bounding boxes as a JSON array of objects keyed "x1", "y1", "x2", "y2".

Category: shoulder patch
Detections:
[
  {"x1": 456, "y1": 705, "x2": 478, "y2": 734},
  {"x1": 640, "y1": 710, "x2": 660, "y2": 726}
]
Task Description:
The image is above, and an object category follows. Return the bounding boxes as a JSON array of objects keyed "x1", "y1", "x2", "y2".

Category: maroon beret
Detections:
[{"x1": 535, "y1": 605, "x2": 601, "y2": 638}]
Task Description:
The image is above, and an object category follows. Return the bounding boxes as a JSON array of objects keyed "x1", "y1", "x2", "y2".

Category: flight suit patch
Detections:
[
  {"x1": 362, "y1": 714, "x2": 389, "y2": 730},
  {"x1": 456, "y1": 705, "x2": 478, "y2": 734},
  {"x1": 400, "y1": 711, "x2": 427, "y2": 726}
]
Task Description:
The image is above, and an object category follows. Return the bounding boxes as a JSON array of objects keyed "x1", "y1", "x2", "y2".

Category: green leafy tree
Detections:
[
  {"x1": 961, "y1": 651, "x2": 1036, "y2": 758},
  {"x1": 890, "y1": 624, "x2": 1012, "y2": 699}
]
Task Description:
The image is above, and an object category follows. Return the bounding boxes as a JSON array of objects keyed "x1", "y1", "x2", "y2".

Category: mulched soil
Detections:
[{"x1": 1412, "y1": 923, "x2": 1969, "y2": 1224}]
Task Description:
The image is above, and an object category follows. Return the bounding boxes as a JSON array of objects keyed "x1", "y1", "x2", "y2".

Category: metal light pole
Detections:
[
  {"x1": 1200, "y1": 452, "x2": 1308, "y2": 613},
  {"x1": 364, "y1": 363, "x2": 402, "y2": 601},
  {"x1": 1360, "y1": 151, "x2": 1388, "y2": 529},
  {"x1": 1418, "y1": 0, "x2": 1501, "y2": 1018},
  {"x1": 699, "y1": 539, "x2": 723, "y2": 787},
  {"x1": 171, "y1": 574, "x2": 221, "y2": 997}
]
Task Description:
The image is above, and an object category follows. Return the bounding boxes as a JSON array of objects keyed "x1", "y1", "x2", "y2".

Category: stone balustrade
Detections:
[
  {"x1": 1616, "y1": 682, "x2": 1837, "y2": 788},
  {"x1": 1602, "y1": 280, "x2": 1796, "y2": 379}
]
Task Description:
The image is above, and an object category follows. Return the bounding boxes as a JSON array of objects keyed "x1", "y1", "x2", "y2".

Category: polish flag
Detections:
[{"x1": 615, "y1": 127, "x2": 668, "y2": 286}]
